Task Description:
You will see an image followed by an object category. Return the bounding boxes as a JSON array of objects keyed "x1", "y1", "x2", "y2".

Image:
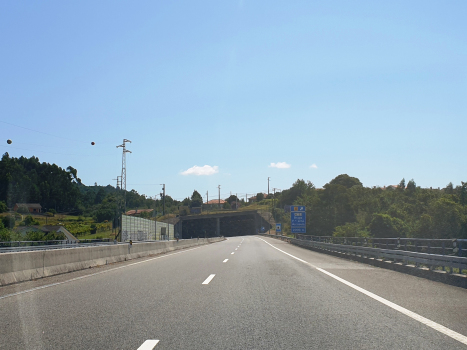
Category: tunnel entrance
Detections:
[{"x1": 179, "y1": 211, "x2": 271, "y2": 239}]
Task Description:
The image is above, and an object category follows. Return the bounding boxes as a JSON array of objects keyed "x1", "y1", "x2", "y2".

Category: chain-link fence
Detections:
[{"x1": 121, "y1": 215, "x2": 174, "y2": 242}]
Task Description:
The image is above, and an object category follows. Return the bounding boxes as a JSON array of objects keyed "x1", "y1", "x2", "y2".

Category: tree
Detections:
[
  {"x1": 66, "y1": 166, "x2": 81, "y2": 184},
  {"x1": 445, "y1": 182, "x2": 454, "y2": 195},
  {"x1": 0, "y1": 201, "x2": 7, "y2": 213},
  {"x1": 23, "y1": 215, "x2": 39, "y2": 226},
  {"x1": 17, "y1": 205, "x2": 29, "y2": 214},
  {"x1": 333, "y1": 222, "x2": 369, "y2": 237},
  {"x1": 424, "y1": 198, "x2": 464, "y2": 238},
  {"x1": 226, "y1": 195, "x2": 239, "y2": 203},
  {"x1": 25, "y1": 230, "x2": 46, "y2": 241},
  {"x1": 256, "y1": 193, "x2": 264, "y2": 202},
  {"x1": 406, "y1": 179, "x2": 416, "y2": 194},
  {"x1": 398, "y1": 178, "x2": 406, "y2": 190},
  {"x1": 190, "y1": 190, "x2": 203, "y2": 208},
  {"x1": 1, "y1": 215, "x2": 15, "y2": 229},
  {"x1": 460, "y1": 182, "x2": 467, "y2": 206},
  {"x1": 280, "y1": 179, "x2": 314, "y2": 205},
  {"x1": 329, "y1": 174, "x2": 362, "y2": 189},
  {"x1": 369, "y1": 213, "x2": 408, "y2": 238},
  {"x1": 94, "y1": 188, "x2": 106, "y2": 204}
]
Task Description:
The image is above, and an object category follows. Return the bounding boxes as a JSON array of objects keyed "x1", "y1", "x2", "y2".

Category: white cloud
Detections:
[
  {"x1": 309, "y1": 164, "x2": 318, "y2": 169},
  {"x1": 181, "y1": 165, "x2": 219, "y2": 176},
  {"x1": 269, "y1": 162, "x2": 291, "y2": 169}
]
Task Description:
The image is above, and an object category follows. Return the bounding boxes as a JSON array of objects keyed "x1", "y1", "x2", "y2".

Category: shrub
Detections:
[
  {"x1": 45, "y1": 232, "x2": 66, "y2": 240},
  {"x1": 333, "y1": 222, "x2": 370, "y2": 237},
  {"x1": 1, "y1": 215, "x2": 16, "y2": 229},
  {"x1": 23, "y1": 215, "x2": 39, "y2": 226},
  {"x1": 369, "y1": 213, "x2": 408, "y2": 238},
  {"x1": 25, "y1": 230, "x2": 45, "y2": 241},
  {"x1": 16, "y1": 206, "x2": 29, "y2": 214}
]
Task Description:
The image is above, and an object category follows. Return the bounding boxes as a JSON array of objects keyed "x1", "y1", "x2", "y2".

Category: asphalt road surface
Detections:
[{"x1": 1, "y1": 235, "x2": 466, "y2": 349}]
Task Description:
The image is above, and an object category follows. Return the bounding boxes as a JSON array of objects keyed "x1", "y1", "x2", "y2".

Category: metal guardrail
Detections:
[
  {"x1": 0, "y1": 238, "x2": 186, "y2": 253},
  {"x1": 0, "y1": 240, "x2": 119, "y2": 253},
  {"x1": 262, "y1": 234, "x2": 467, "y2": 275},
  {"x1": 295, "y1": 234, "x2": 467, "y2": 258},
  {"x1": 0, "y1": 238, "x2": 113, "y2": 248}
]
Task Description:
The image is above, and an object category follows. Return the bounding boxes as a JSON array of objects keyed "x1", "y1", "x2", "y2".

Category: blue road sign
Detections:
[
  {"x1": 276, "y1": 223, "x2": 282, "y2": 233},
  {"x1": 291, "y1": 205, "x2": 306, "y2": 234}
]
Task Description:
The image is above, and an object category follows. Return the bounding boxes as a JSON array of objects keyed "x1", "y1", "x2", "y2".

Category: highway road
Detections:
[{"x1": 0, "y1": 235, "x2": 466, "y2": 349}]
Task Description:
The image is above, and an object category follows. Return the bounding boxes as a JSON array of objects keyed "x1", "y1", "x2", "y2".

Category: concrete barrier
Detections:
[{"x1": 0, "y1": 237, "x2": 224, "y2": 286}]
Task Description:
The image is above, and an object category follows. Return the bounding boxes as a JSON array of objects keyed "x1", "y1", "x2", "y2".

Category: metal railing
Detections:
[
  {"x1": 0, "y1": 239, "x2": 118, "y2": 253},
  {"x1": 262, "y1": 234, "x2": 467, "y2": 275},
  {"x1": 295, "y1": 234, "x2": 466, "y2": 258}
]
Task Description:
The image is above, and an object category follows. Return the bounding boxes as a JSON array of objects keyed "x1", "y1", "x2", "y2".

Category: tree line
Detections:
[
  {"x1": 1, "y1": 153, "x2": 466, "y2": 239},
  {"x1": 274, "y1": 175, "x2": 467, "y2": 239},
  {"x1": 0, "y1": 153, "x2": 172, "y2": 223}
]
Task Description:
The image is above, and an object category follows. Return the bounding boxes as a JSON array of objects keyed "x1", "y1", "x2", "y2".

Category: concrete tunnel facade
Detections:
[{"x1": 173, "y1": 211, "x2": 273, "y2": 238}]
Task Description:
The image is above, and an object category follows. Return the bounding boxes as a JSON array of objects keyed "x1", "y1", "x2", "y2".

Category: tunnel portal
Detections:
[{"x1": 179, "y1": 211, "x2": 272, "y2": 239}]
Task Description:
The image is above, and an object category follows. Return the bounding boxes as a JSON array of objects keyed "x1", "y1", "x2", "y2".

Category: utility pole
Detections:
[
  {"x1": 236, "y1": 193, "x2": 238, "y2": 210},
  {"x1": 160, "y1": 184, "x2": 165, "y2": 216},
  {"x1": 218, "y1": 185, "x2": 221, "y2": 209},
  {"x1": 112, "y1": 176, "x2": 122, "y2": 235},
  {"x1": 112, "y1": 176, "x2": 121, "y2": 190},
  {"x1": 268, "y1": 177, "x2": 271, "y2": 197},
  {"x1": 116, "y1": 139, "x2": 131, "y2": 214},
  {"x1": 272, "y1": 188, "x2": 280, "y2": 222}
]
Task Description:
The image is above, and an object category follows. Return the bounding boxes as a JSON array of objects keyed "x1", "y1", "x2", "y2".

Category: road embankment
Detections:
[{"x1": 0, "y1": 237, "x2": 224, "y2": 286}]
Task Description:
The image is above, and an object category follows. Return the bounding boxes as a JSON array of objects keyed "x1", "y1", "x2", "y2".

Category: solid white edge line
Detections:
[
  {"x1": 202, "y1": 274, "x2": 216, "y2": 285},
  {"x1": 137, "y1": 339, "x2": 160, "y2": 350},
  {"x1": 0, "y1": 244, "x2": 211, "y2": 301},
  {"x1": 257, "y1": 237, "x2": 467, "y2": 346},
  {"x1": 223, "y1": 259, "x2": 229, "y2": 263}
]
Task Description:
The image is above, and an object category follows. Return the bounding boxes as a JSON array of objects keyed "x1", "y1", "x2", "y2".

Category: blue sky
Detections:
[{"x1": 1, "y1": 1, "x2": 466, "y2": 201}]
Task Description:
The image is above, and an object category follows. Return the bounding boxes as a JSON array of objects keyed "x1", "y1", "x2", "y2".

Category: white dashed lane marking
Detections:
[
  {"x1": 223, "y1": 259, "x2": 229, "y2": 263},
  {"x1": 137, "y1": 339, "x2": 159, "y2": 349},
  {"x1": 202, "y1": 274, "x2": 216, "y2": 285}
]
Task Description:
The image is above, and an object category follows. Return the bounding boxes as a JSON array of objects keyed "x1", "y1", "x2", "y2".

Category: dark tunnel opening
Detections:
[{"x1": 181, "y1": 214, "x2": 270, "y2": 238}]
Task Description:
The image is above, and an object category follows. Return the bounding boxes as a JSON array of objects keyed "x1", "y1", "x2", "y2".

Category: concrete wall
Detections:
[{"x1": 0, "y1": 237, "x2": 224, "y2": 286}]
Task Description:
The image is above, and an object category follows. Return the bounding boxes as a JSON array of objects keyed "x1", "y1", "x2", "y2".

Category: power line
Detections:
[
  {"x1": 0, "y1": 119, "x2": 85, "y2": 143},
  {"x1": 0, "y1": 145, "x2": 112, "y2": 157}
]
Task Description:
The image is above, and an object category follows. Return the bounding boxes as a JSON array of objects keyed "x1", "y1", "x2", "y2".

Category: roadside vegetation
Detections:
[
  {"x1": 0, "y1": 153, "x2": 466, "y2": 241},
  {"x1": 273, "y1": 176, "x2": 467, "y2": 239}
]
